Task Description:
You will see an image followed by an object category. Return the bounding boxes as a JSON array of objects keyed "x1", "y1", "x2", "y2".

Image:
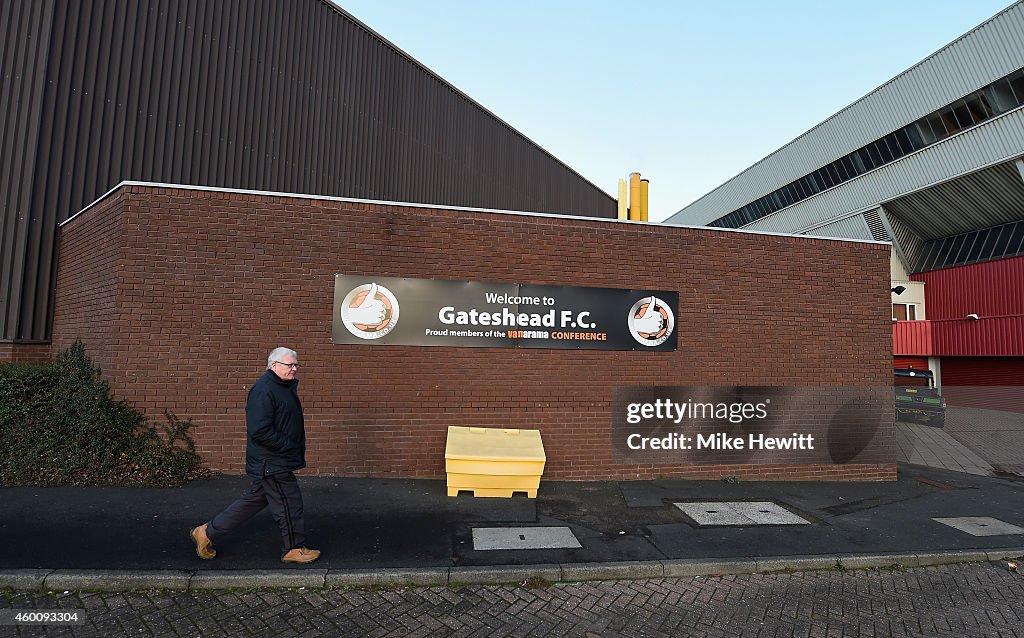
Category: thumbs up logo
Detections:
[
  {"x1": 341, "y1": 282, "x2": 400, "y2": 340},
  {"x1": 627, "y1": 295, "x2": 674, "y2": 347}
]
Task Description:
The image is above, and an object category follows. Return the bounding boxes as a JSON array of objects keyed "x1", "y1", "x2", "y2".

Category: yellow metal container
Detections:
[
  {"x1": 445, "y1": 426, "x2": 546, "y2": 498},
  {"x1": 446, "y1": 473, "x2": 541, "y2": 490}
]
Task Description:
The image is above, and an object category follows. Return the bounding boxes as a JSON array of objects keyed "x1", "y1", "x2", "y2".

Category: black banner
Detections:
[{"x1": 332, "y1": 275, "x2": 678, "y2": 351}]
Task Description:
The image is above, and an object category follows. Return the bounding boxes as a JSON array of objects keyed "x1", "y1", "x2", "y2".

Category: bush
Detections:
[{"x1": 0, "y1": 341, "x2": 208, "y2": 487}]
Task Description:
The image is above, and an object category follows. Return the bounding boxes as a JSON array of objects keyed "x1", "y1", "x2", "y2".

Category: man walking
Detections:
[{"x1": 191, "y1": 347, "x2": 320, "y2": 564}]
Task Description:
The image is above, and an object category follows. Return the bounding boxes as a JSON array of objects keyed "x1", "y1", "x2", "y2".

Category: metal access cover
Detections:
[
  {"x1": 472, "y1": 526, "x2": 582, "y2": 550},
  {"x1": 932, "y1": 517, "x2": 1024, "y2": 536},
  {"x1": 674, "y1": 502, "x2": 810, "y2": 526}
]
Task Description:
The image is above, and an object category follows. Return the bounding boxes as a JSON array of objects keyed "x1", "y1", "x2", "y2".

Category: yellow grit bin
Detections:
[{"x1": 444, "y1": 426, "x2": 546, "y2": 498}]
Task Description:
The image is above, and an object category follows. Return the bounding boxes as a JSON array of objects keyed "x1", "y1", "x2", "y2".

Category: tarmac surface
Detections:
[{"x1": 1, "y1": 460, "x2": 1023, "y2": 591}]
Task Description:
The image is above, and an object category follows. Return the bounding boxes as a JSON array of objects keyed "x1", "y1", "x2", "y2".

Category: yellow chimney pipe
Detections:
[
  {"x1": 640, "y1": 178, "x2": 650, "y2": 222},
  {"x1": 617, "y1": 179, "x2": 628, "y2": 220},
  {"x1": 629, "y1": 172, "x2": 641, "y2": 221}
]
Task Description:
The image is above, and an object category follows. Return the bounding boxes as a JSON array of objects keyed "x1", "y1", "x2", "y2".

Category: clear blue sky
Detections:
[{"x1": 335, "y1": 1, "x2": 1015, "y2": 222}]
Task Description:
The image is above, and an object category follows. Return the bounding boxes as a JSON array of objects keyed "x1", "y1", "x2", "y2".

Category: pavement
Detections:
[{"x1": 1, "y1": 451, "x2": 1023, "y2": 592}]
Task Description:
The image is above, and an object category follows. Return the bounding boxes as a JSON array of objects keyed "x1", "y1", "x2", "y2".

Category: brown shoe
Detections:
[
  {"x1": 282, "y1": 547, "x2": 320, "y2": 564},
  {"x1": 190, "y1": 524, "x2": 216, "y2": 560}
]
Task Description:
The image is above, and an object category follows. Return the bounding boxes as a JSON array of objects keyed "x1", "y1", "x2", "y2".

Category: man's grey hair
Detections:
[{"x1": 267, "y1": 347, "x2": 298, "y2": 370}]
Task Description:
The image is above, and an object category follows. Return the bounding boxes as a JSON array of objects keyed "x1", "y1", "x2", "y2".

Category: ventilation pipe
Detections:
[
  {"x1": 617, "y1": 179, "x2": 628, "y2": 220},
  {"x1": 640, "y1": 178, "x2": 650, "y2": 222},
  {"x1": 629, "y1": 172, "x2": 641, "y2": 221}
]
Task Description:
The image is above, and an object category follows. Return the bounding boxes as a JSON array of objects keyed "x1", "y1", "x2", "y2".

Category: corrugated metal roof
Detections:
[
  {"x1": 802, "y1": 215, "x2": 874, "y2": 242},
  {"x1": 885, "y1": 209, "x2": 926, "y2": 276},
  {"x1": 884, "y1": 161, "x2": 1024, "y2": 240},
  {"x1": 741, "y1": 110, "x2": 1024, "y2": 235},
  {"x1": 0, "y1": 0, "x2": 617, "y2": 342}
]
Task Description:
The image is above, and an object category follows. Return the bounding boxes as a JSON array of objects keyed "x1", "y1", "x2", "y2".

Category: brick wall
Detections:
[
  {"x1": 51, "y1": 191, "x2": 126, "y2": 374},
  {"x1": 53, "y1": 184, "x2": 896, "y2": 481},
  {"x1": 0, "y1": 343, "x2": 51, "y2": 363}
]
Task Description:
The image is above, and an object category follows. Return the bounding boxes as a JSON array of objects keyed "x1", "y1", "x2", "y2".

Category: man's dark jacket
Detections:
[{"x1": 245, "y1": 369, "x2": 306, "y2": 478}]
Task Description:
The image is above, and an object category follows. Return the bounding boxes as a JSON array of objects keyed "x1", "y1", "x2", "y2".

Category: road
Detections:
[{"x1": 3, "y1": 561, "x2": 1023, "y2": 637}]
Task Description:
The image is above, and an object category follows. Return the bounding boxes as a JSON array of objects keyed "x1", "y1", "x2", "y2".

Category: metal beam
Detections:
[{"x1": 879, "y1": 206, "x2": 912, "y2": 275}]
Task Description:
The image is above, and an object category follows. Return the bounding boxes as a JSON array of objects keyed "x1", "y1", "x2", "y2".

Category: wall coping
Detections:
[{"x1": 61, "y1": 181, "x2": 892, "y2": 248}]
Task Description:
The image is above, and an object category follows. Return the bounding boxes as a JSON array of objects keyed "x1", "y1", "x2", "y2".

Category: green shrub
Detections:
[{"x1": 0, "y1": 341, "x2": 208, "y2": 487}]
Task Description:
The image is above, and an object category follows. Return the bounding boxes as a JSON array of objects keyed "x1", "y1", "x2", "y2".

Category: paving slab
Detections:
[
  {"x1": 933, "y1": 516, "x2": 1024, "y2": 536},
  {"x1": 673, "y1": 502, "x2": 753, "y2": 526},
  {"x1": 728, "y1": 501, "x2": 811, "y2": 525},
  {"x1": 471, "y1": 526, "x2": 581, "y2": 550}
]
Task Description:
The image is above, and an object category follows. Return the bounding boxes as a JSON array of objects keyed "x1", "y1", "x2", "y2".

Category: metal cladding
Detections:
[
  {"x1": 802, "y1": 215, "x2": 876, "y2": 242},
  {"x1": 892, "y1": 320, "x2": 933, "y2": 356},
  {"x1": 893, "y1": 316, "x2": 1024, "y2": 357},
  {"x1": 0, "y1": 0, "x2": 616, "y2": 343},
  {"x1": 894, "y1": 255, "x2": 1024, "y2": 357},
  {"x1": 885, "y1": 162, "x2": 1024, "y2": 242},
  {"x1": 668, "y1": 2, "x2": 1024, "y2": 228},
  {"x1": 741, "y1": 113, "x2": 1024, "y2": 237},
  {"x1": 912, "y1": 254, "x2": 1024, "y2": 320}
]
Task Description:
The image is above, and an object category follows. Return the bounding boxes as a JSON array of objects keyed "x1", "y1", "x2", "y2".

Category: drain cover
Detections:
[
  {"x1": 472, "y1": 526, "x2": 582, "y2": 550},
  {"x1": 932, "y1": 517, "x2": 1024, "y2": 536},
  {"x1": 674, "y1": 501, "x2": 810, "y2": 526}
]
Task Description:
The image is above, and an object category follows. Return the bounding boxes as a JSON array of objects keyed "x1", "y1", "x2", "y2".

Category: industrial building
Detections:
[
  {"x1": 667, "y1": 2, "x2": 1024, "y2": 411},
  {"x1": 4, "y1": 1, "x2": 898, "y2": 480},
  {"x1": 0, "y1": 0, "x2": 615, "y2": 360}
]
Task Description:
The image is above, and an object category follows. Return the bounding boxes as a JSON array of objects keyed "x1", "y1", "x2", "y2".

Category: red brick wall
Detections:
[
  {"x1": 0, "y1": 343, "x2": 51, "y2": 363},
  {"x1": 53, "y1": 185, "x2": 896, "y2": 481},
  {"x1": 51, "y1": 191, "x2": 127, "y2": 375}
]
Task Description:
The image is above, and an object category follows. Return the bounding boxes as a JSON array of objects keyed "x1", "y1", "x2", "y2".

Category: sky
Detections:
[{"x1": 335, "y1": 1, "x2": 1015, "y2": 222}]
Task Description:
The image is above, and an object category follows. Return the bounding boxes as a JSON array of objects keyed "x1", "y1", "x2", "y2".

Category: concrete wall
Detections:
[
  {"x1": 891, "y1": 251, "x2": 927, "y2": 319},
  {"x1": 52, "y1": 184, "x2": 896, "y2": 481}
]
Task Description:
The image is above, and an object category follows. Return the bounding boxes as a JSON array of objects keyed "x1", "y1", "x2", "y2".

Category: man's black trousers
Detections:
[{"x1": 206, "y1": 471, "x2": 306, "y2": 555}]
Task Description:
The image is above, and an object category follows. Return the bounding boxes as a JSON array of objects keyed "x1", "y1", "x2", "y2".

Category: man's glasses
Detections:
[{"x1": 273, "y1": 361, "x2": 300, "y2": 369}]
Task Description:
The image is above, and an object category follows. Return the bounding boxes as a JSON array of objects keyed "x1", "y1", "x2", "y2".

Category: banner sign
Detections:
[
  {"x1": 332, "y1": 275, "x2": 678, "y2": 351},
  {"x1": 612, "y1": 386, "x2": 894, "y2": 465}
]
